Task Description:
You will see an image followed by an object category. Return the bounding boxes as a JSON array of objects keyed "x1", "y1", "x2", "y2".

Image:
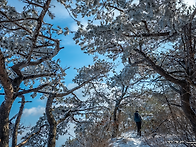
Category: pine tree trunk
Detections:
[
  {"x1": 0, "y1": 99, "x2": 14, "y2": 147},
  {"x1": 46, "y1": 94, "x2": 57, "y2": 147},
  {"x1": 112, "y1": 108, "x2": 118, "y2": 138},
  {"x1": 180, "y1": 82, "x2": 196, "y2": 137},
  {"x1": 12, "y1": 96, "x2": 25, "y2": 147},
  {"x1": 47, "y1": 124, "x2": 57, "y2": 147},
  {"x1": 0, "y1": 48, "x2": 15, "y2": 147},
  {"x1": 112, "y1": 105, "x2": 120, "y2": 138}
]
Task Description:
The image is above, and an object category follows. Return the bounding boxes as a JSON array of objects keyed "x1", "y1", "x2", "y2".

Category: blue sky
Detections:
[
  {"x1": 3, "y1": 0, "x2": 96, "y2": 145},
  {"x1": 7, "y1": 0, "x2": 95, "y2": 83},
  {"x1": 3, "y1": 0, "x2": 196, "y2": 145},
  {"x1": 5, "y1": 0, "x2": 95, "y2": 143}
]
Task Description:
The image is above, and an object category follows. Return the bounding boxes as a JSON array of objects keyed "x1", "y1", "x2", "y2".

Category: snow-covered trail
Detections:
[{"x1": 109, "y1": 132, "x2": 150, "y2": 147}]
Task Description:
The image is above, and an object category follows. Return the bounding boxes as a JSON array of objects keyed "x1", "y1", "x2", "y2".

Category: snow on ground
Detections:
[
  {"x1": 109, "y1": 131, "x2": 150, "y2": 147},
  {"x1": 109, "y1": 131, "x2": 190, "y2": 147}
]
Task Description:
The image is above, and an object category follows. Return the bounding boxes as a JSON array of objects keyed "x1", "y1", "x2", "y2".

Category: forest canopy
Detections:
[{"x1": 0, "y1": 0, "x2": 196, "y2": 147}]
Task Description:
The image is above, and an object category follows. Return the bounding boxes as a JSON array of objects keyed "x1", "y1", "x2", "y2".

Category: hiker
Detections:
[{"x1": 134, "y1": 110, "x2": 142, "y2": 136}]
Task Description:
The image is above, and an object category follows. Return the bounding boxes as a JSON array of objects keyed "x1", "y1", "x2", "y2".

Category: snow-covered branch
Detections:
[
  {"x1": 16, "y1": 83, "x2": 50, "y2": 96},
  {"x1": 27, "y1": 0, "x2": 52, "y2": 62},
  {"x1": 134, "y1": 48, "x2": 183, "y2": 86},
  {"x1": 0, "y1": 11, "x2": 32, "y2": 34},
  {"x1": 16, "y1": 124, "x2": 48, "y2": 147},
  {"x1": 0, "y1": 50, "x2": 13, "y2": 99},
  {"x1": 23, "y1": 73, "x2": 56, "y2": 80},
  {"x1": 12, "y1": 95, "x2": 25, "y2": 147},
  {"x1": 123, "y1": 32, "x2": 172, "y2": 38},
  {"x1": 24, "y1": 0, "x2": 44, "y2": 8}
]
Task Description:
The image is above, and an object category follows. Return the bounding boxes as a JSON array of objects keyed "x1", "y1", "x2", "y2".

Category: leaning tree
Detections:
[
  {"x1": 72, "y1": 0, "x2": 196, "y2": 137},
  {"x1": 8, "y1": 59, "x2": 112, "y2": 147},
  {"x1": 0, "y1": 0, "x2": 70, "y2": 146}
]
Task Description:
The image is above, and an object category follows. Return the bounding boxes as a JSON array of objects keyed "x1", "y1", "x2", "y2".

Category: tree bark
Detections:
[
  {"x1": 112, "y1": 104, "x2": 119, "y2": 138},
  {"x1": 135, "y1": 45, "x2": 196, "y2": 136},
  {"x1": 112, "y1": 108, "x2": 122, "y2": 138},
  {"x1": 12, "y1": 95, "x2": 25, "y2": 147},
  {"x1": 0, "y1": 99, "x2": 14, "y2": 147},
  {"x1": 46, "y1": 94, "x2": 57, "y2": 147},
  {"x1": 180, "y1": 82, "x2": 196, "y2": 137},
  {"x1": 0, "y1": 50, "x2": 14, "y2": 147},
  {"x1": 112, "y1": 86, "x2": 128, "y2": 138},
  {"x1": 45, "y1": 78, "x2": 99, "y2": 146},
  {"x1": 47, "y1": 124, "x2": 57, "y2": 147}
]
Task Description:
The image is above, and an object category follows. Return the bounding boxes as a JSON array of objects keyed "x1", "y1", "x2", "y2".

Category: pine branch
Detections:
[
  {"x1": 0, "y1": 11, "x2": 32, "y2": 34},
  {"x1": 15, "y1": 83, "x2": 50, "y2": 96},
  {"x1": 24, "y1": 0, "x2": 44, "y2": 8},
  {"x1": 27, "y1": 0, "x2": 52, "y2": 62},
  {"x1": 123, "y1": 32, "x2": 171, "y2": 38},
  {"x1": 0, "y1": 18, "x2": 37, "y2": 23},
  {"x1": 38, "y1": 75, "x2": 103, "y2": 97},
  {"x1": 12, "y1": 95, "x2": 25, "y2": 147},
  {"x1": 23, "y1": 73, "x2": 56, "y2": 80},
  {"x1": 134, "y1": 48, "x2": 183, "y2": 86},
  {"x1": 16, "y1": 124, "x2": 48, "y2": 147},
  {"x1": 0, "y1": 50, "x2": 14, "y2": 99},
  {"x1": 190, "y1": 7, "x2": 196, "y2": 22}
]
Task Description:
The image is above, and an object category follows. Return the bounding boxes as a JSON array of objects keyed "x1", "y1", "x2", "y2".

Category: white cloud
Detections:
[
  {"x1": 67, "y1": 83, "x2": 84, "y2": 97},
  {"x1": 60, "y1": 36, "x2": 76, "y2": 46},
  {"x1": 67, "y1": 83, "x2": 88, "y2": 100},
  {"x1": 70, "y1": 19, "x2": 88, "y2": 31},
  {"x1": 184, "y1": 0, "x2": 196, "y2": 6},
  {"x1": 70, "y1": 22, "x2": 79, "y2": 32},
  {"x1": 50, "y1": 1, "x2": 69, "y2": 19},
  {"x1": 67, "y1": 83, "x2": 78, "y2": 89},
  {"x1": 23, "y1": 106, "x2": 45, "y2": 117}
]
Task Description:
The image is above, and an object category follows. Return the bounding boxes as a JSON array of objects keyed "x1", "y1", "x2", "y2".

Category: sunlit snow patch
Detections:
[{"x1": 109, "y1": 131, "x2": 150, "y2": 147}]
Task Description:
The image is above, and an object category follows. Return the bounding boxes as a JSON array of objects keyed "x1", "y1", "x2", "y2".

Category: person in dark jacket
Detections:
[{"x1": 134, "y1": 110, "x2": 142, "y2": 136}]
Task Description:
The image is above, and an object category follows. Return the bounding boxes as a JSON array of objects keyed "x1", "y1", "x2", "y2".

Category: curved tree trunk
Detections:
[
  {"x1": 0, "y1": 99, "x2": 14, "y2": 147},
  {"x1": 112, "y1": 101, "x2": 122, "y2": 138},
  {"x1": 180, "y1": 82, "x2": 196, "y2": 137},
  {"x1": 0, "y1": 48, "x2": 15, "y2": 147},
  {"x1": 112, "y1": 109, "x2": 122, "y2": 138},
  {"x1": 112, "y1": 105, "x2": 118, "y2": 138},
  {"x1": 45, "y1": 80, "x2": 93, "y2": 147},
  {"x1": 46, "y1": 94, "x2": 57, "y2": 147},
  {"x1": 112, "y1": 86, "x2": 128, "y2": 138},
  {"x1": 136, "y1": 46, "x2": 196, "y2": 137},
  {"x1": 48, "y1": 124, "x2": 57, "y2": 147},
  {"x1": 12, "y1": 96, "x2": 25, "y2": 147}
]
